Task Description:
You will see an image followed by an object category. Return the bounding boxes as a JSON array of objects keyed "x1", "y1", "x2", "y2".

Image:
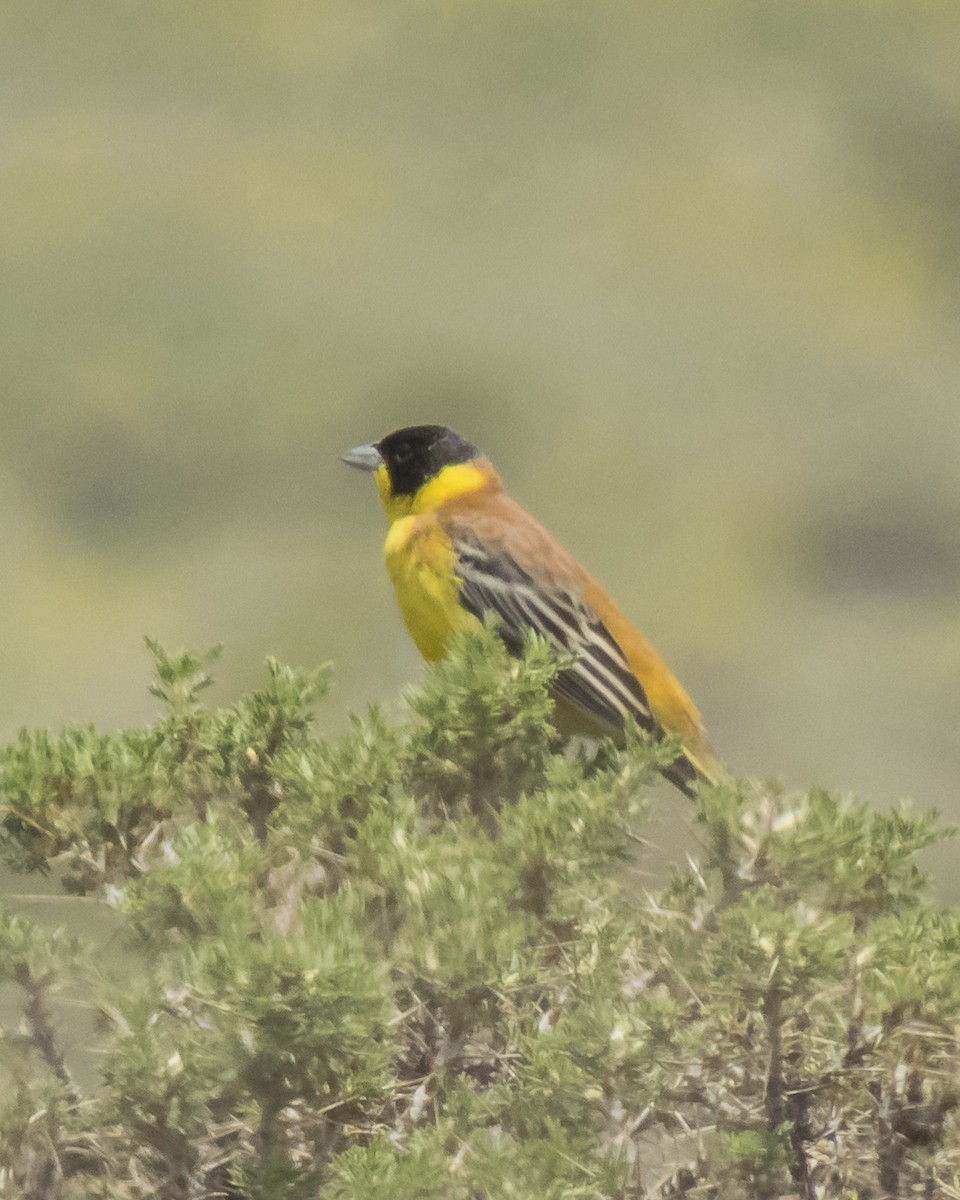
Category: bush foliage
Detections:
[{"x1": 1, "y1": 628, "x2": 958, "y2": 1198}]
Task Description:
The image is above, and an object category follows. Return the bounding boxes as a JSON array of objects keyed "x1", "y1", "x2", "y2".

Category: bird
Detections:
[{"x1": 342, "y1": 424, "x2": 723, "y2": 796}]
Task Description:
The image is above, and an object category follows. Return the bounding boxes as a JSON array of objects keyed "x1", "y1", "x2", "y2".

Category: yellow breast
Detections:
[{"x1": 383, "y1": 515, "x2": 477, "y2": 661}]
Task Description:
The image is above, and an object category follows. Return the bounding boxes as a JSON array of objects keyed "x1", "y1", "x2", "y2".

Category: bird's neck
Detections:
[{"x1": 377, "y1": 460, "x2": 501, "y2": 524}]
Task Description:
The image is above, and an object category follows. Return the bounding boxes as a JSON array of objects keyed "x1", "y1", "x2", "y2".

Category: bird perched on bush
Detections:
[{"x1": 343, "y1": 424, "x2": 723, "y2": 796}]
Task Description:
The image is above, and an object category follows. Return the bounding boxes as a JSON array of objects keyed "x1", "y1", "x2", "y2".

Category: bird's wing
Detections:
[{"x1": 452, "y1": 533, "x2": 658, "y2": 738}]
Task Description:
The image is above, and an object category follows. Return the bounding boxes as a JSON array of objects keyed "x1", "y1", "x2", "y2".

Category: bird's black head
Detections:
[{"x1": 375, "y1": 425, "x2": 481, "y2": 497}]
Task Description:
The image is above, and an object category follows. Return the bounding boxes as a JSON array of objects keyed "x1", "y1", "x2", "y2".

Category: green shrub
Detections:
[{"x1": 1, "y1": 627, "x2": 958, "y2": 1197}]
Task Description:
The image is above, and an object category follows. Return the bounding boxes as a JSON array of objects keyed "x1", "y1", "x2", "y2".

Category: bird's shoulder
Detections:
[{"x1": 437, "y1": 487, "x2": 589, "y2": 596}]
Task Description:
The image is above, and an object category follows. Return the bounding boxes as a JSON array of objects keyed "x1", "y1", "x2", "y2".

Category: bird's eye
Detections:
[{"x1": 392, "y1": 442, "x2": 412, "y2": 465}]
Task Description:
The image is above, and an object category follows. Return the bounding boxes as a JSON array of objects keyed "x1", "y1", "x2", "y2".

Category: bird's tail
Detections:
[{"x1": 668, "y1": 740, "x2": 727, "y2": 798}]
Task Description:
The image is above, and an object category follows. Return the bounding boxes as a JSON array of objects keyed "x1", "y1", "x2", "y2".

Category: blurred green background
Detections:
[{"x1": 2, "y1": 2, "x2": 959, "y2": 851}]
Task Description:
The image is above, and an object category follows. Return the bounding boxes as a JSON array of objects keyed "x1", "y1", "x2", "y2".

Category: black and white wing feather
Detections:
[{"x1": 453, "y1": 536, "x2": 656, "y2": 737}]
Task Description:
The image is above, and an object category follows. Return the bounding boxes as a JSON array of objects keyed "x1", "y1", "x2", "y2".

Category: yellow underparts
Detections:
[
  {"x1": 383, "y1": 517, "x2": 476, "y2": 660},
  {"x1": 377, "y1": 461, "x2": 492, "y2": 662}
]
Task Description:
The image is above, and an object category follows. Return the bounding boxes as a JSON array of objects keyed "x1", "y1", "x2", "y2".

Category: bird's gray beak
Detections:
[{"x1": 340, "y1": 443, "x2": 383, "y2": 472}]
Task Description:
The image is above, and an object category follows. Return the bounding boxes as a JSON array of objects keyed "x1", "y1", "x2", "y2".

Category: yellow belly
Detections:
[{"x1": 383, "y1": 516, "x2": 477, "y2": 661}]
